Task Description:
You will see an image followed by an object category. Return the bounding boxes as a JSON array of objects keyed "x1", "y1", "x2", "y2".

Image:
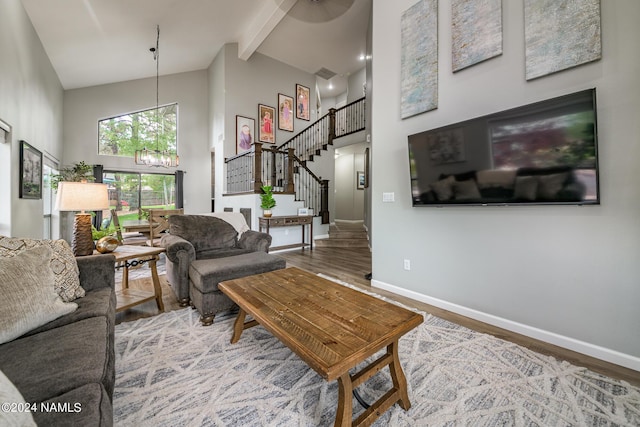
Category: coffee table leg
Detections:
[
  {"x1": 230, "y1": 308, "x2": 247, "y2": 344},
  {"x1": 388, "y1": 341, "x2": 411, "y2": 410},
  {"x1": 335, "y1": 372, "x2": 354, "y2": 427}
]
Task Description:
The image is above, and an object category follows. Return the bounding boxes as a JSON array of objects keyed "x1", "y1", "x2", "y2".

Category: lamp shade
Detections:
[{"x1": 55, "y1": 182, "x2": 109, "y2": 212}]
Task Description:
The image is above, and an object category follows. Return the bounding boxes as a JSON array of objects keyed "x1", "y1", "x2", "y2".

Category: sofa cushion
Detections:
[
  {"x1": 169, "y1": 215, "x2": 238, "y2": 252},
  {"x1": 514, "y1": 176, "x2": 539, "y2": 201},
  {"x1": 196, "y1": 247, "x2": 254, "y2": 260},
  {"x1": 0, "y1": 317, "x2": 113, "y2": 404},
  {"x1": 21, "y1": 287, "x2": 115, "y2": 337},
  {"x1": 0, "y1": 369, "x2": 37, "y2": 427},
  {"x1": 0, "y1": 235, "x2": 85, "y2": 302},
  {"x1": 32, "y1": 383, "x2": 112, "y2": 427},
  {"x1": 0, "y1": 246, "x2": 78, "y2": 345}
]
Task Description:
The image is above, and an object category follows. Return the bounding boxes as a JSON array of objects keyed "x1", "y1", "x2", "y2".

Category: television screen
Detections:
[{"x1": 408, "y1": 89, "x2": 599, "y2": 206}]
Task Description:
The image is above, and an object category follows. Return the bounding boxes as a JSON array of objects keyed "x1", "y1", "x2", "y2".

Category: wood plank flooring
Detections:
[{"x1": 116, "y1": 246, "x2": 640, "y2": 387}]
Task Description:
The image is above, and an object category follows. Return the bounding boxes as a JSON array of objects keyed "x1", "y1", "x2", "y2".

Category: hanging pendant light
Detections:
[{"x1": 134, "y1": 25, "x2": 179, "y2": 168}]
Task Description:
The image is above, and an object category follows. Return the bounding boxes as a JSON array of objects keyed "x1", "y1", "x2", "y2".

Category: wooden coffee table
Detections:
[{"x1": 218, "y1": 267, "x2": 423, "y2": 426}]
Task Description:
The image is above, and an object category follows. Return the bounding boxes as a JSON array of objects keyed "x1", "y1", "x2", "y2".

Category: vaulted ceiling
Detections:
[{"x1": 20, "y1": 0, "x2": 371, "y2": 98}]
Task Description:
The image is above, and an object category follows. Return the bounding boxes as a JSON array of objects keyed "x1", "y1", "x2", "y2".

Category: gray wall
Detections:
[
  {"x1": 0, "y1": 0, "x2": 64, "y2": 238},
  {"x1": 63, "y1": 70, "x2": 210, "y2": 215},
  {"x1": 371, "y1": 0, "x2": 640, "y2": 370},
  {"x1": 334, "y1": 143, "x2": 366, "y2": 221}
]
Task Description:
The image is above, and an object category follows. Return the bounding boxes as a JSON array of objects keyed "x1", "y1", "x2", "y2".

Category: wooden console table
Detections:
[{"x1": 259, "y1": 215, "x2": 313, "y2": 251}]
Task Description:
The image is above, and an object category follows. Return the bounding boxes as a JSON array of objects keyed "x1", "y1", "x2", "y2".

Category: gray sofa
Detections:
[
  {"x1": 0, "y1": 254, "x2": 116, "y2": 426},
  {"x1": 161, "y1": 214, "x2": 273, "y2": 306}
]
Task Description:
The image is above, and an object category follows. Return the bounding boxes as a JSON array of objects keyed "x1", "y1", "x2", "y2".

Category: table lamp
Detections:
[{"x1": 55, "y1": 181, "x2": 109, "y2": 256}]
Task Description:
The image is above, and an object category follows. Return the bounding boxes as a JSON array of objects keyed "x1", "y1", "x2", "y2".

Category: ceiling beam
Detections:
[{"x1": 238, "y1": 0, "x2": 297, "y2": 61}]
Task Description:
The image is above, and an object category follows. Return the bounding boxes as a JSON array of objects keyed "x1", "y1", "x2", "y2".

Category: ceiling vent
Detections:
[{"x1": 315, "y1": 67, "x2": 337, "y2": 80}]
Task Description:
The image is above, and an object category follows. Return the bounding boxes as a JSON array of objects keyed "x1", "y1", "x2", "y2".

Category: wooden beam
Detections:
[{"x1": 238, "y1": 0, "x2": 296, "y2": 61}]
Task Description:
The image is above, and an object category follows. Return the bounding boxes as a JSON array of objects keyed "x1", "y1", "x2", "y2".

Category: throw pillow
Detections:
[
  {"x1": 0, "y1": 236, "x2": 85, "y2": 302},
  {"x1": 453, "y1": 179, "x2": 481, "y2": 200},
  {"x1": 0, "y1": 245, "x2": 78, "y2": 345},
  {"x1": 430, "y1": 175, "x2": 455, "y2": 201},
  {"x1": 0, "y1": 369, "x2": 37, "y2": 427}
]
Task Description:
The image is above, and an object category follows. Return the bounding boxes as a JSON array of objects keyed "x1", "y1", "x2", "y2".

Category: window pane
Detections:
[
  {"x1": 104, "y1": 171, "x2": 175, "y2": 222},
  {"x1": 98, "y1": 104, "x2": 177, "y2": 157}
]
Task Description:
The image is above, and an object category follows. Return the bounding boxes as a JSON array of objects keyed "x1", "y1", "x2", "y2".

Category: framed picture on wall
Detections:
[
  {"x1": 278, "y1": 93, "x2": 294, "y2": 132},
  {"x1": 295, "y1": 84, "x2": 310, "y2": 121},
  {"x1": 357, "y1": 171, "x2": 365, "y2": 190},
  {"x1": 258, "y1": 104, "x2": 276, "y2": 143},
  {"x1": 236, "y1": 115, "x2": 255, "y2": 154},
  {"x1": 19, "y1": 140, "x2": 42, "y2": 199}
]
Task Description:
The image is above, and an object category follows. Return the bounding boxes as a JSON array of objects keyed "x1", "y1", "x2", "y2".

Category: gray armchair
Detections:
[{"x1": 160, "y1": 214, "x2": 272, "y2": 306}]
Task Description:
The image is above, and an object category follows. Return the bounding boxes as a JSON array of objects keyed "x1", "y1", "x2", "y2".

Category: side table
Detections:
[{"x1": 109, "y1": 245, "x2": 165, "y2": 313}]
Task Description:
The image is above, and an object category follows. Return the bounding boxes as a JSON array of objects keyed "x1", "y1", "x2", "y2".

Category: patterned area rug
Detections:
[{"x1": 114, "y1": 278, "x2": 640, "y2": 426}]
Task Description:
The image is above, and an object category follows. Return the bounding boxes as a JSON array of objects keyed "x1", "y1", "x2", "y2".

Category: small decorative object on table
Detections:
[
  {"x1": 260, "y1": 185, "x2": 276, "y2": 218},
  {"x1": 96, "y1": 236, "x2": 119, "y2": 254}
]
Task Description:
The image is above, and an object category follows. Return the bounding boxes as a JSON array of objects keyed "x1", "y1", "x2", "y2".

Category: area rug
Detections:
[{"x1": 114, "y1": 279, "x2": 640, "y2": 426}]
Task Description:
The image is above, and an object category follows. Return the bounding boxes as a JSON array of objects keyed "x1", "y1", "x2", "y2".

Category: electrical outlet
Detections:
[{"x1": 403, "y1": 259, "x2": 411, "y2": 270}]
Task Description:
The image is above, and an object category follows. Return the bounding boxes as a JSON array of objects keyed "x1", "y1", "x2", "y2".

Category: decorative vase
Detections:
[
  {"x1": 96, "y1": 235, "x2": 119, "y2": 254},
  {"x1": 263, "y1": 209, "x2": 272, "y2": 218}
]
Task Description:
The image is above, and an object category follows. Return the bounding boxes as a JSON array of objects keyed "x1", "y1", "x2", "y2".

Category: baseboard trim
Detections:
[{"x1": 372, "y1": 279, "x2": 640, "y2": 372}]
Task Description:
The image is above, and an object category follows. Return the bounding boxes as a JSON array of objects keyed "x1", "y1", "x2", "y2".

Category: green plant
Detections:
[
  {"x1": 91, "y1": 225, "x2": 112, "y2": 241},
  {"x1": 51, "y1": 161, "x2": 95, "y2": 190},
  {"x1": 259, "y1": 185, "x2": 276, "y2": 210}
]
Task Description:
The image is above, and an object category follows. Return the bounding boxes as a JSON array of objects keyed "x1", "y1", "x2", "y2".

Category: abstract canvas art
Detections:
[
  {"x1": 451, "y1": 0, "x2": 502, "y2": 72},
  {"x1": 401, "y1": 0, "x2": 438, "y2": 119},
  {"x1": 525, "y1": 0, "x2": 601, "y2": 80}
]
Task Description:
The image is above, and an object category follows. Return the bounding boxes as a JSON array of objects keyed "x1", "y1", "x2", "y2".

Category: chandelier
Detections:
[{"x1": 134, "y1": 25, "x2": 179, "y2": 168}]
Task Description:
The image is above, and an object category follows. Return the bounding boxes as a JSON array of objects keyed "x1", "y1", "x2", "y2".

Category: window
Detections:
[
  {"x1": 104, "y1": 171, "x2": 176, "y2": 221},
  {"x1": 98, "y1": 104, "x2": 178, "y2": 158}
]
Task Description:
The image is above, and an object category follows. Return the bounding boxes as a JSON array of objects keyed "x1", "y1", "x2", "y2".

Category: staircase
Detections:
[
  {"x1": 225, "y1": 97, "x2": 366, "y2": 224},
  {"x1": 314, "y1": 220, "x2": 369, "y2": 248}
]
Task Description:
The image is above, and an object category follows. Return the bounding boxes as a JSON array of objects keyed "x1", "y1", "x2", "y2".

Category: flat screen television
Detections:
[{"x1": 408, "y1": 88, "x2": 600, "y2": 206}]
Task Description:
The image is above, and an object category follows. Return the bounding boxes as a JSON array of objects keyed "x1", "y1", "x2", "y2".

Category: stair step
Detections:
[
  {"x1": 329, "y1": 230, "x2": 368, "y2": 239},
  {"x1": 314, "y1": 238, "x2": 369, "y2": 248}
]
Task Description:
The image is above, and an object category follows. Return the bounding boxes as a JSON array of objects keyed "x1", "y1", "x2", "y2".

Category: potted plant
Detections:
[
  {"x1": 51, "y1": 161, "x2": 94, "y2": 190},
  {"x1": 260, "y1": 185, "x2": 276, "y2": 217}
]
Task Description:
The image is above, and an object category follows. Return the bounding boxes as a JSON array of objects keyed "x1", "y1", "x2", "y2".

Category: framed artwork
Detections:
[
  {"x1": 295, "y1": 84, "x2": 310, "y2": 121},
  {"x1": 278, "y1": 93, "x2": 294, "y2": 132},
  {"x1": 524, "y1": 0, "x2": 601, "y2": 80},
  {"x1": 258, "y1": 104, "x2": 275, "y2": 143},
  {"x1": 451, "y1": 0, "x2": 502, "y2": 72},
  {"x1": 297, "y1": 207, "x2": 309, "y2": 216},
  {"x1": 19, "y1": 140, "x2": 42, "y2": 199},
  {"x1": 357, "y1": 171, "x2": 365, "y2": 190},
  {"x1": 236, "y1": 115, "x2": 255, "y2": 154},
  {"x1": 401, "y1": 0, "x2": 438, "y2": 119}
]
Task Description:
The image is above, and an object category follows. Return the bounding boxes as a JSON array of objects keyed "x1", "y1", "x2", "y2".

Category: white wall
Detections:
[
  {"x1": 63, "y1": 70, "x2": 210, "y2": 215},
  {"x1": 371, "y1": 0, "x2": 640, "y2": 370},
  {"x1": 0, "y1": 0, "x2": 64, "y2": 238},
  {"x1": 335, "y1": 143, "x2": 366, "y2": 221}
]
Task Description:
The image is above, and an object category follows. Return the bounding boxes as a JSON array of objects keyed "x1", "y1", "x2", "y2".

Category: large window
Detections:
[
  {"x1": 104, "y1": 171, "x2": 176, "y2": 221},
  {"x1": 98, "y1": 104, "x2": 178, "y2": 157}
]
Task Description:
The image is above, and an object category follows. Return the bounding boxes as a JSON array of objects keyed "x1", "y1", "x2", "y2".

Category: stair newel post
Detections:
[
  {"x1": 320, "y1": 179, "x2": 330, "y2": 224},
  {"x1": 286, "y1": 148, "x2": 295, "y2": 194},
  {"x1": 254, "y1": 142, "x2": 263, "y2": 193},
  {"x1": 328, "y1": 108, "x2": 336, "y2": 146}
]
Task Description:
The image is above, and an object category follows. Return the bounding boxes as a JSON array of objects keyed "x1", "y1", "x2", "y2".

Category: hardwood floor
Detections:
[{"x1": 116, "y1": 246, "x2": 640, "y2": 387}]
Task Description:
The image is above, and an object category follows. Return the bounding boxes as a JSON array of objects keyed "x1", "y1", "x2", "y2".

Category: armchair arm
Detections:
[
  {"x1": 76, "y1": 254, "x2": 116, "y2": 292},
  {"x1": 237, "y1": 230, "x2": 272, "y2": 253},
  {"x1": 160, "y1": 234, "x2": 196, "y2": 305},
  {"x1": 161, "y1": 234, "x2": 196, "y2": 263}
]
